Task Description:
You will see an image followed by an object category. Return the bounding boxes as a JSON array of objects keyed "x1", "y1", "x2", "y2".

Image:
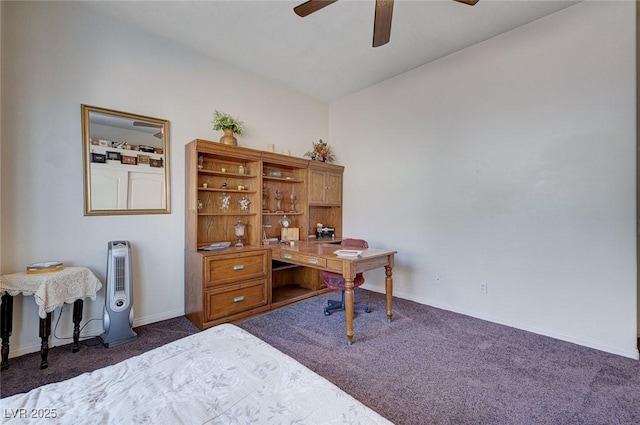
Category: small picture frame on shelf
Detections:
[
  {"x1": 137, "y1": 154, "x2": 150, "y2": 164},
  {"x1": 91, "y1": 153, "x2": 106, "y2": 163},
  {"x1": 121, "y1": 155, "x2": 137, "y2": 165},
  {"x1": 106, "y1": 151, "x2": 121, "y2": 161},
  {"x1": 149, "y1": 158, "x2": 164, "y2": 168}
]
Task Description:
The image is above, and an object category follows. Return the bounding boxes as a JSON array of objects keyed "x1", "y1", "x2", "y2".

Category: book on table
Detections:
[
  {"x1": 333, "y1": 249, "x2": 364, "y2": 258},
  {"x1": 26, "y1": 261, "x2": 64, "y2": 274}
]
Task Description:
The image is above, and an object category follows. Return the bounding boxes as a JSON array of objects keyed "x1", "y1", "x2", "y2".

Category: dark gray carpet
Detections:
[
  {"x1": 2, "y1": 289, "x2": 639, "y2": 425},
  {"x1": 237, "y1": 290, "x2": 640, "y2": 425}
]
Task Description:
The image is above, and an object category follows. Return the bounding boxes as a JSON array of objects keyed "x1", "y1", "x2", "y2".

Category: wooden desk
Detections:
[
  {"x1": 271, "y1": 241, "x2": 396, "y2": 344},
  {"x1": 0, "y1": 267, "x2": 102, "y2": 370}
]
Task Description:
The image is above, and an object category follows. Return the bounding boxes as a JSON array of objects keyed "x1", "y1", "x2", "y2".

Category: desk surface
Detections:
[
  {"x1": 272, "y1": 241, "x2": 396, "y2": 275},
  {"x1": 275, "y1": 241, "x2": 396, "y2": 258},
  {"x1": 271, "y1": 241, "x2": 397, "y2": 344}
]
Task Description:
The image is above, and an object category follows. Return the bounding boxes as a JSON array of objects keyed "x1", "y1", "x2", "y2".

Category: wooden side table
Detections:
[{"x1": 0, "y1": 267, "x2": 103, "y2": 370}]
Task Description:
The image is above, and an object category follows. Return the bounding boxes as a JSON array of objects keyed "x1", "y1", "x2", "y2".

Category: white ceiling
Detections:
[{"x1": 83, "y1": 0, "x2": 581, "y2": 102}]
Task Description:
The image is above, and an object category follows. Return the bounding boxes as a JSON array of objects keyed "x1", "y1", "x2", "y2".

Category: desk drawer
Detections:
[
  {"x1": 277, "y1": 251, "x2": 327, "y2": 268},
  {"x1": 205, "y1": 251, "x2": 268, "y2": 287},
  {"x1": 205, "y1": 278, "x2": 267, "y2": 321}
]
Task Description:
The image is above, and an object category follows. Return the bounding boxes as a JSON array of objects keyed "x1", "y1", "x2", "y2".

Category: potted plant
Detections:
[
  {"x1": 212, "y1": 110, "x2": 244, "y2": 146},
  {"x1": 304, "y1": 139, "x2": 335, "y2": 163}
]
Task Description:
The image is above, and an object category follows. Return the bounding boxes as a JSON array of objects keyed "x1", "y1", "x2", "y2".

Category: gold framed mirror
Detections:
[{"x1": 81, "y1": 105, "x2": 171, "y2": 215}]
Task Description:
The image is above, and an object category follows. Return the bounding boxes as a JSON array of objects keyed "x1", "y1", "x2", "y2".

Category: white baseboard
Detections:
[
  {"x1": 363, "y1": 284, "x2": 640, "y2": 361},
  {"x1": 8, "y1": 309, "x2": 186, "y2": 359},
  {"x1": 132, "y1": 308, "x2": 185, "y2": 328}
]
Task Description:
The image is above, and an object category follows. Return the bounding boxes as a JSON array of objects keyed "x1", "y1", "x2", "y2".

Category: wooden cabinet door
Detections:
[
  {"x1": 309, "y1": 169, "x2": 326, "y2": 204},
  {"x1": 323, "y1": 172, "x2": 342, "y2": 205},
  {"x1": 309, "y1": 169, "x2": 342, "y2": 205}
]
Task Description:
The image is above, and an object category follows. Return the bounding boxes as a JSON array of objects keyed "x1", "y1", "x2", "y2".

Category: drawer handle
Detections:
[
  {"x1": 308, "y1": 258, "x2": 318, "y2": 265},
  {"x1": 233, "y1": 264, "x2": 245, "y2": 271},
  {"x1": 233, "y1": 295, "x2": 245, "y2": 303},
  {"x1": 283, "y1": 254, "x2": 292, "y2": 260}
]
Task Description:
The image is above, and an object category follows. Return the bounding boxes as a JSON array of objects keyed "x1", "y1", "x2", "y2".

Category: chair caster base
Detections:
[{"x1": 324, "y1": 301, "x2": 371, "y2": 316}]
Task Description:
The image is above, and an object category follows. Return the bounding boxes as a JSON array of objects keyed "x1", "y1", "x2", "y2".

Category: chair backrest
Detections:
[
  {"x1": 341, "y1": 238, "x2": 368, "y2": 249},
  {"x1": 323, "y1": 238, "x2": 368, "y2": 290}
]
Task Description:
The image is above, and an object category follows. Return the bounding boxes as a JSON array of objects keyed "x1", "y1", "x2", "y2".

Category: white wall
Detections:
[
  {"x1": 1, "y1": 2, "x2": 328, "y2": 357},
  {"x1": 2, "y1": 1, "x2": 637, "y2": 361},
  {"x1": 331, "y1": 1, "x2": 638, "y2": 359}
]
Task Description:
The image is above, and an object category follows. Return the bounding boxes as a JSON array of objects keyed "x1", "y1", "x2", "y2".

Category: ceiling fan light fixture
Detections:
[
  {"x1": 294, "y1": 0, "x2": 479, "y2": 48},
  {"x1": 372, "y1": 0, "x2": 394, "y2": 48},
  {"x1": 293, "y1": 0, "x2": 338, "y2": 17}
]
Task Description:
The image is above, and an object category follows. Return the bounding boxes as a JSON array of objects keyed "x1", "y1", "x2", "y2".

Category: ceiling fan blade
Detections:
[
  {"x1": 153, "y1": 131, "x2": 163, "y2": 139},
  {"x1": 453, "y1": 0, "x2": 479, "y2": 5},
  {"x1": 294, "y1": 0, "x2": 339, "y2": 17},
  {"x1": 133, "y1": 121, "x2": 162, "y2": 128},
  {"x1": 372, "y1": 0, "x2": 394, "y2": 47}
]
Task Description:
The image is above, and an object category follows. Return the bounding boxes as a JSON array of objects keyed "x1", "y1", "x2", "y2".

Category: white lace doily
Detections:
[{"x1": 0, "y1": 267, "x2": 103, "y2": 318}]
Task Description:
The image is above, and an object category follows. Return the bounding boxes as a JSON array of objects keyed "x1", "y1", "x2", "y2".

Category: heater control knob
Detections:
[{"x1": 116, "y1": 300, "x2": 124, "y2": 308}]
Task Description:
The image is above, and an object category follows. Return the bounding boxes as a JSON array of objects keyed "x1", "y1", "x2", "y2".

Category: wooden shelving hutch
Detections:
[
  {"x1": 307, "y1": 160, "x2": 343, "y2": 240},
  {"x1": 185, "y1": 139, "x2": 344, "y2": 330}
]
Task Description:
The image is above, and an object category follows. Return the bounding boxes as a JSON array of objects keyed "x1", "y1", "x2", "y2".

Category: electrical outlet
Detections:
[{"x1": 480, "y1": 282, "x2": 488, "y2": 294}]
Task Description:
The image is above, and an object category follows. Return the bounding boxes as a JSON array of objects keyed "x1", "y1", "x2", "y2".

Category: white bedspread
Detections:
[{"x1": 1, "y1": 324, "x2": 393, "y2": 424}]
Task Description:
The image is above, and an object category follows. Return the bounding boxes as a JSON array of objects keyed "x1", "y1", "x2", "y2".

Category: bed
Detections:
[{"x1": 0, "y1": 323, "x2": 393, "y2": 424}]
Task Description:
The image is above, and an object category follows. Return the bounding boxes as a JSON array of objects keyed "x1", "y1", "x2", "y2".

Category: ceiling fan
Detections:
[
  {"x1": 294, "y1": 0, "x2": 479, "y2": 48},
  {"x1": 133, "y1": 121, "x2": 163, "y2": 139}
]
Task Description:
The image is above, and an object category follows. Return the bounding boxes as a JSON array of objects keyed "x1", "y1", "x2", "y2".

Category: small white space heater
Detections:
[{"x1": 99, "y1": 241, "x2": 137, "y2": 348}]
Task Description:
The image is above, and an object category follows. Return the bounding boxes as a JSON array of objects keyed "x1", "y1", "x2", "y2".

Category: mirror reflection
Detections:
[{"x1": 82, "y1": 105, "x2": 170, "y2": 215}]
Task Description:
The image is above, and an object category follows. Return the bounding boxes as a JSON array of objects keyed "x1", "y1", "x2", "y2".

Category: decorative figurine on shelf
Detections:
[
  {"x1": 262, "y1": 224, "x2": 272, "y2": 245},
  {"x1": 262, "y1": 182, "x2": 269, "y2": 212},
  {"x1": 198, "y1": 154, "x2": 204, "y2": 170},
  {"x1": 289, "y1": 194, "x2": 297, "y2": 213},
  {"x1": 274, "y1": 189, "x2": 284, "y2": 213},
  {"x1": 238, "y1": 196, "x2": 251, "y2": 212},
  {"x1": 234, "y1": 220, "x2": 246, "y2": 247},
  {"x1": 280, "y1": 215, "x2": 290, "y2": 228},
  {"x1": 197, "y1": 199, "x2": 203, "y2": 211},
  {"x1": 304, "y1": 139, "x2": 335, "y2": 163},
  {"x1": 220, "y1": 193, "x2": 230, "y2": 211}
]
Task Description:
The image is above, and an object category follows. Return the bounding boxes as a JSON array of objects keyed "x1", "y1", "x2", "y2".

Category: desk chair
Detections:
[{"x1": 322, "y1": 238, "x2": 372, "y2": 316}]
